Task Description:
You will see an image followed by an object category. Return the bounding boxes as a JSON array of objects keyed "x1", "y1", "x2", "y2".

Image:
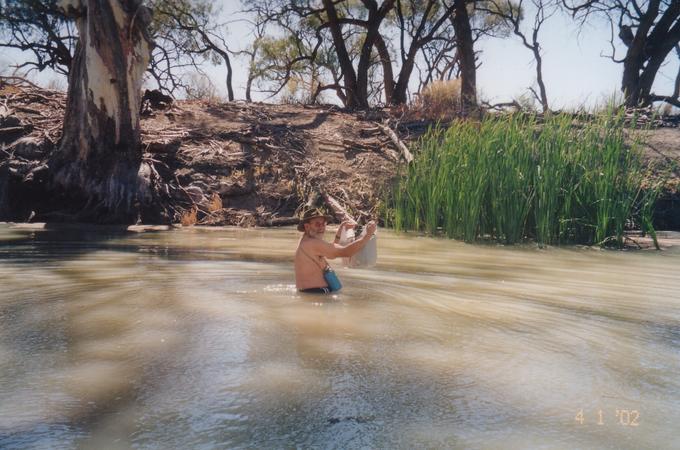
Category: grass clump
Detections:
[
  {"x1": 415, "y1": 79, "x2": 462, "y2": 119},
  {"x1": 386, "y1": 111, "x2": 658, "y2": 247}
]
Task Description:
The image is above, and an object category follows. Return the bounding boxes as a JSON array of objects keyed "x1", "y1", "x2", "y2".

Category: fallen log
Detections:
[
  {"x1": 0, "y1": 125, "x2": 29, "y2": 142},
  {"x1": 318, "y1": 138, "x2": 345, "y2": 148},
  {"x1": 266, "y1": 216, "x2": 299, "y2": 226},
  {"x1": 342, "y1": 139, "x2": 380, "y2": 152},
  {"x1": 0, "y1": 75, "x2": 42, "y2": 89},
  {"x1": 376, "y1": 122, "x2": 413, "y2": 163},
  {"x1": 322, "y1": 192, "x2": 357, "y2": 224},
  {"x1": 144, "y1": 138, "x2": 181, "y2": 153},
  {"x1": 0, "y1": 160, "x2": 9, "y2": 218}
]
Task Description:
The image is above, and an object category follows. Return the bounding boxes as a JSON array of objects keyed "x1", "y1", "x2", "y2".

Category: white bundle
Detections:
[{"x1": 339, "y1": 226, "x2": 377, "y2": 268}]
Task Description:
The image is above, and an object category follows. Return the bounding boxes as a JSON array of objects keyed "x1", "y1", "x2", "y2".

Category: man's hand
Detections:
[
  {"x1": 334, "y1": 220, "x2": 356, "y2": 243},
  {"x1": 339, "y1": 220, "x2": 357, "y2": 231},
  {"x1": 364, "y1": 220, "x2": 377, "y2": 237}
]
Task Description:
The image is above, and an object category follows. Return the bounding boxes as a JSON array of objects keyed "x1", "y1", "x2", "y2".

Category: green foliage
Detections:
[
  {"x1": 146, "y1": 0, "x2": 236, "y2": 97},
  {"x1": 257, "y1": 36, "x2": 306, "y2": 75},
  {"x1": 246, "y1": 0, "x2": 516, "y2": 106},
  {"x1": 473, "y1": 1, "x2": 515, "y2": 37},
  {"x1": 0, "y1": 0, "x2": 75, "y2": 75},
  {"x1": 0, "y1": 0, "x2": 223, "y2": 94},
  {"x1": 251, "y1": 33, "x2": 329, "y2": 103},
  {"x1": 386, "y1": 112, "x2": 658, "y2": 247},
  {"x1": 148, "y1": 0, "x2": 218, "y2": 55}
]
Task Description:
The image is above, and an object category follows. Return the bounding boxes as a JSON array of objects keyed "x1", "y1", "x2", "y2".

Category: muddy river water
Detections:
[{"x1": 1, "y1": 224, "x2": 679, "y2": 449}]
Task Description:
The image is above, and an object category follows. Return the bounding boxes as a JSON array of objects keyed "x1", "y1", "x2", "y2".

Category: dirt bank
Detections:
[
  {"x1": 1, "y1": 82, "x2": 679, "y2": 230},
  {"x1": 1, "y1": 83, "x2": 414, "y2": 225}
]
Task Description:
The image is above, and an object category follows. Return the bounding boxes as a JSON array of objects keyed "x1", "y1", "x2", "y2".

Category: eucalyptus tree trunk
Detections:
[
  {"x1": 374, "y1": 35, "x2": 395, "y2": 104},
  {"x1": 533, "y1": 44, "x2": 549, "y2": 113},
  {"x1": 453, "y1": 0, "x2": 477, "y2": 112},
  {"x1": 391, "y1": 47, "x2": 417, "y2": 105},
  {"x1": 355, "y1": 0, "x2": 395, "y2": 107},
  {"x1": 50, "y1": 0, "x2": 154, "y2": 223},
  {"x1": 322, "y1": 0, "x2": 362, "y2": 109}
]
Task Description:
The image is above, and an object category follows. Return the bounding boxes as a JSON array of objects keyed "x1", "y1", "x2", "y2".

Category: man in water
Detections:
[{"x1": 295, "y1": 208, "x2": 377, "y2": 293}]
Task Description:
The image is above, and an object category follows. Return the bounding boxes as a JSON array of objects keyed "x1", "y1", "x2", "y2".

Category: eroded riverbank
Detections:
[{"x1": 1, "y1": 83, "x2": 679, "y2": 231}]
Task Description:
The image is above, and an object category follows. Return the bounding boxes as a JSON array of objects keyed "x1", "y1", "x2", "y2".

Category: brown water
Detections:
[{"x1": 1, "y1": 223, "x2": 679, "y2": 449}]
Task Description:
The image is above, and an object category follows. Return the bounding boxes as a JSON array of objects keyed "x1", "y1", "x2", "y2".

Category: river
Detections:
[{"x1": 1, "y1": 223, "x2": 679, "y2": 449}]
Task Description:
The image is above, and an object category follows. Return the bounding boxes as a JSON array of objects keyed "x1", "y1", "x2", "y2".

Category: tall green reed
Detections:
[{"x1": 386, "y1": 111, "x2": 657, "y2": 247}]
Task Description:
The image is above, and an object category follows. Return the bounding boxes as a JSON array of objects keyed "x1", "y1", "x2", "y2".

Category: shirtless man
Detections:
[{"x1": 295, "y1": 208, "x2": 377, "y2": 293}]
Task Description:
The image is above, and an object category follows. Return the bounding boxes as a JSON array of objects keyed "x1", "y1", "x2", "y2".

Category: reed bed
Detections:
[{"x1": 386, "y1": 112, "x2": 658, "y2": 247}]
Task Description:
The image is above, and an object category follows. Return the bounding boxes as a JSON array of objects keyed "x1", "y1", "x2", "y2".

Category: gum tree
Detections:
[
  {"x1": 245, "y1": 0, "x2": 462, "y2": 108},
  {"x1": 50, "y1": 0, "x2": 155, "y2": 222},
  {"x1": 564, "y1": 0, "x2": 680, "y2": 107},
  {"x1": 0, "y1": 0, "x2": 76, "y2": 75},
  {"x1": 0, "y1": 0, "x2": 227, "y2": 97}
]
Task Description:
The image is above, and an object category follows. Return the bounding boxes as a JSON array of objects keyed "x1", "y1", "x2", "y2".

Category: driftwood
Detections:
[
  {"x1": 13, "y1": 106, "x2": 44, "y2": 115},
  {"x1": 0, "y1": 160, "x2": 9, "y2": 216},
  {"x1": 144, "y1": 138, "x2": 182, "y2": 153},
  {"x1": 322, "y1": 192, "x2": 356, "y2": 224},
  {"x1": 0, "y1": 104, "x2": 12, "y2": 118},
  {"x1": 0, "y1": 125, "x2": 27, "y2": 136},
  {"x1": 0, "y1": 76, "x2": 42, "y2": 89},
  {"x1": 342, "y1": 138, "x2": 381, "y2": 151},
  {"x1": 265, "y1": 216, "x2": 298, "y2": 226},
  {"x1": 482, "y1": 100, "x2": 521, "y2": 111},
  {"x1": 0, "y1": 126, "x2": 30, "y2": 143},
  {"x1": 377, "y1": 122, "x2": 413, "y2": 163}
]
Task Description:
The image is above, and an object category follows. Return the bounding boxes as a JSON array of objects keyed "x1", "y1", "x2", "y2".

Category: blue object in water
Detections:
[{"x1": 323, "y1": 267, "x2": 342, "y2": 291}]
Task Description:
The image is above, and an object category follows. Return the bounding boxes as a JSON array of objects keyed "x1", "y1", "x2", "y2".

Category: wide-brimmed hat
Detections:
[{"x1": 297, "y1": 208, "x2": 334, "y2": 231}]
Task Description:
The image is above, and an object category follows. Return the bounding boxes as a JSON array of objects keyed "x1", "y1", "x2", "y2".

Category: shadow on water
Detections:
[
  {"x1": 0, "y1": 224, "x2": 179, "y2": 264},
  {"x1": 0, "y1": 223, "x2": 245, "y2": 449},
  {"x1": 0, "y1": 223, "x2": 287, "y2": 266},
  {"x1": 1, "y1": 224, "x2": 680, "y2": 449}
]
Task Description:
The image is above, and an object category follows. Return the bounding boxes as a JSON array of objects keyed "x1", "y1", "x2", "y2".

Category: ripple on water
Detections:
[{"x1": 1, "y1": 225, "x2": 680, "y2": 449}]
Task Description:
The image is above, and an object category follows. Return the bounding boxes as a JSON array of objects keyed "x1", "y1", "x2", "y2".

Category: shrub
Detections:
[{"x1": 412, "y1": 79, "x2": 462, "y2": 120}]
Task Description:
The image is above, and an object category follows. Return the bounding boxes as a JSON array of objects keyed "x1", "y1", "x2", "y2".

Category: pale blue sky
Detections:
[
  {"x1": 1, "y1": 1, "x2": 678, "y2": 110},
  {"x1": 477, "y1": 15, "x2": 625, "y2": 109}
]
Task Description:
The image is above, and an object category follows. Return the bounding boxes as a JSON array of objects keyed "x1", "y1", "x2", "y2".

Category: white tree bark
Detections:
[{"x1": 51, "y1": 0, "x2": 154, "y2": 222}]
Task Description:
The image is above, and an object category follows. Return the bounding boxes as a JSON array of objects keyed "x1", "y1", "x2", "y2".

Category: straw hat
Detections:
[{"x1": 297, "y1": 208, "x2": 334, "y2": 231}]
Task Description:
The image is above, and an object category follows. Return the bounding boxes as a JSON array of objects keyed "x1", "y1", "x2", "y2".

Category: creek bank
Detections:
[
  {"x1": 1, "y1": 83, "x2": 413, "y2": 225},
  {"x1": 1, "y1": 81, "x2": 679, "y2": 231}
]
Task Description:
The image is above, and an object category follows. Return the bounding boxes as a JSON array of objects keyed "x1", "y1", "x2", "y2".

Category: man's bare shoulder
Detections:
[{"x1": 299, "y1": 236, "x2": 335, "y2": 256}]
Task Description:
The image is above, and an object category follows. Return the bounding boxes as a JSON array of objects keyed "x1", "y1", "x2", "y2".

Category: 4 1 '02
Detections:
[{"x1": 575, "y1": 409, "x2": 640, "y2": 426}]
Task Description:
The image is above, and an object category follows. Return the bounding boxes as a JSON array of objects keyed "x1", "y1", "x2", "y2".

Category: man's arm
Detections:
[{"x1": 309, "y1": 221, "x2": 377, "y2": 259}]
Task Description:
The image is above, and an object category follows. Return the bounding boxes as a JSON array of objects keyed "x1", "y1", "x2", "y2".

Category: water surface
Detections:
[{"x1": 1, "y1": 224, "x2": 679, "y2": 449}]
